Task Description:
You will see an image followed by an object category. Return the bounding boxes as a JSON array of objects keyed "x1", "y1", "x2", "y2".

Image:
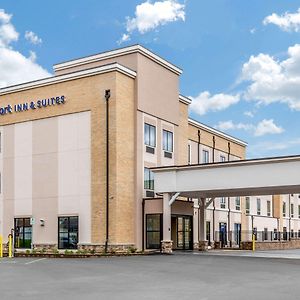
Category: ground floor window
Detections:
[
  {"x1": 146, "y1": 214, "x2": 162, "y2": 249},
  {"x1": 58, "y1": 216, "x2": 78, "y2": 249},
  {"x1": 14, "y1": 218, "x2": 32, "y2": 249}
]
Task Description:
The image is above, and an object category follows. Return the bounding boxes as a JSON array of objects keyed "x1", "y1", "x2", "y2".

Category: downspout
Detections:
[
  {"x1": 105, "y1": 89, "x2": 111, "y2": 253},
  {"x1": 227, "y1": 142, "x2": 231, "y2": 247},
  {"x1": 212, "y1": 136, "x2": 215, "y2": 163},
  {"x1": 212, "y1": 136, "x2": 215, "y2": 245},
  {"x1": 289, "y1": 194, "x2": 291, "y2": 241},
  {"x1": 197, "y1": 130, "x2": 201, "y2": 164},
  {"x1": 142, "y1": 199, "x2": 145, "y2": 251}
]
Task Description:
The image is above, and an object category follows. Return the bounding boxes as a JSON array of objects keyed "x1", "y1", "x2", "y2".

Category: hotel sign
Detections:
[{"x1": 0, "y1": 95, "x2": 65, "y2": 116}]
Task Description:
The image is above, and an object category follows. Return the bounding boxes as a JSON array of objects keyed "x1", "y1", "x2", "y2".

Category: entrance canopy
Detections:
[{"x1": 152, "y1": 155, "x2": 300, "y2": 198}]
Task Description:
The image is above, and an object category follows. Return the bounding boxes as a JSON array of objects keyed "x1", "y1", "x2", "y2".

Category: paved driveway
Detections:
[{"x1": 0, "y1": 254, "x2": 300, "y2": 300}]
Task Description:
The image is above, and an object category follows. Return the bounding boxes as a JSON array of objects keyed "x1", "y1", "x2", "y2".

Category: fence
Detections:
[{"x1": 213, "y1": 230, "x2": 300, "y2": 248}]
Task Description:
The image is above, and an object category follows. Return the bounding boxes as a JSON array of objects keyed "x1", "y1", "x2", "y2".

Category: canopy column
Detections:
[
  {"x1": 161, "y1": 193, "x2": 172, "y2": 254},
  {"x1": 199, "y1": 198, "x2": 208, "y2": 251}
]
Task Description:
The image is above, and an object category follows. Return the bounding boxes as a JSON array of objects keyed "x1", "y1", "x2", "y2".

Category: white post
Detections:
[
  {"x1": 193, "y1": 199, "x2": 199, "y2": 250},
  {"x1": 199, "y1": 198, "x2": 208, "y2": 251},
  {"x1": 162, "y1": 193, "x2": 172, "y2": 253}
]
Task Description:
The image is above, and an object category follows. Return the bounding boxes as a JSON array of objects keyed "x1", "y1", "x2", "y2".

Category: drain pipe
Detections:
[
  {"x1": 197, "y1": 130, "x2": 201, "y2": 164},
  {"x1": 212, "y1": 136, "x2": 216, "y2": 245},
  {"x1": 289, "y1": 194, "x2": 291, "y2": 241},
  {"x1": 104, "y1": 89, "x2": 111, "y2": 253}
]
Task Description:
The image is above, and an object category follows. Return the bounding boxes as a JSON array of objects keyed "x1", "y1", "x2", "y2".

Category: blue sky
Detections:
[{"x1": 1, "y1": 1, "x2": 300, "y2": 158}]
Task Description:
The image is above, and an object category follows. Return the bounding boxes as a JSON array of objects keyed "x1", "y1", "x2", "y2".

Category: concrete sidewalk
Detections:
[{"x1": 177, "y1": 248, "x2": 300, "y2": 260}]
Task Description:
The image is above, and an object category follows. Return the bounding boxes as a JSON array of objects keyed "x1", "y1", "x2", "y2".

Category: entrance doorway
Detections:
[
  {"x1": 14, "y1": 218, "x2": 32, "y2": 249},
  {"x1": 171, "y1": 215, "x2": 193, "y2": 250},
  {"x1": 219, "y1": 222, "x2": 227, "y2": 248}
]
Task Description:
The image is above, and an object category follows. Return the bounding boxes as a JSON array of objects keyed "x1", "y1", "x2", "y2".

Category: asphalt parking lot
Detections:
[{"x1": 1, "y1": 252, "x2": 300, "y2": 300}]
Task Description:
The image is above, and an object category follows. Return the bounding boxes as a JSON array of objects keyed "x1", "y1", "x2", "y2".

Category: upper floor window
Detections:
[
  {"x1": 220, "y1": 197, "x2": 226, "y2": 209},
  {"x1": 246, "y1": 197, "x2": 250, "y2": 214},
  {"x1": 283, "y1": 202, "x2": 286, "y2": 217},
  {"x1": 202, "y1": 150, "x2": 209, "y2": 163},
  {"x1": 220, "y1": 155, "x2": 226, "y2": 162},
  {"x1": 144, "y1": 123, "x2": 156, "y2": 147},
  {"x1": 235, "y1": 197, "x2": 240, "y2": 211},
  {"x1": 257, "y1": 198, "x2": 261, "y2": 215},
  {"x1": 144, "y1": 168, "x2": 154, "y2": 190},
  {"x1": 291, "y1": 203, "x2": 294, "y2": 218},
  {"x1": 267, "y1": 200, "x2": 271, "y2": 217},
  {"x1": 163, "y1": 130, "x2": 173, "y2": 153}
]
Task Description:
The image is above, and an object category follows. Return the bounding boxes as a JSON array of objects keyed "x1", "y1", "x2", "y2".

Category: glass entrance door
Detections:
[
  {"x1": 177, "y1": 216, "x2": 192, "y2": 250},
  {"x1": 219, "y1": 222, "x2": 227, "y2": 248},
  {"x1": 14, "y1": 218, "x2": 32, "y2": 249}
]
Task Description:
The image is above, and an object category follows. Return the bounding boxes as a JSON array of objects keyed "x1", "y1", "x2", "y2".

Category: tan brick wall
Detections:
[
  {"x1": 188, "y1": 124, "x2": 246, "y2": 159},
  {"x1": 177, "y1": 101, "x2": 189, "y2": 165},
  {"x1": 273, "y1": 195, "x2": 283, "y2": 231},
  {"x1": 0, "y1": 71, "x2": 135, "y2": 245}
]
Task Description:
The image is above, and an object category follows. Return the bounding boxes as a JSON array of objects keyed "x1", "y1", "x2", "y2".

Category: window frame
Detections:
[
  {"x1": 220, "y1": 197, "x2": 226, "y2": 209},
  {"x1": 235, "y1": 197, "x2": 240, "y2": 211},
  {"x1": 256, "y1": 198, "x2": 261, "y2": 215},
  {"x1": 267, "y1": 200, "x2": 271, "y2": 217},
  {"x1": 291, "y1": 203, "x2": 294, "y2": 218},
  {"x1": 283, "y1": 202, "x2": 286, "y2": 217},
  {"x1": 163, "y1": 129, "x2": 173, "y2": 153},
  {"x1": 58, "y1": 216, "x2": 79, "y2": 250},
  {"x1": 246, "y1": 197, "x2": 250, "y2": 214},
  {"x1": 144, "y1": 123, "x2": 156, "y2": 148},
  {"x1": 144, "y1": 168, "x2": 154, "y2": 190}
]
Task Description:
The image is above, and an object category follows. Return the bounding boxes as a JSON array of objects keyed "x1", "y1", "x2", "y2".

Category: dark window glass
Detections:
[
  {"x1": 257, "y1": 198, "x2": 261, "y2": 215},
  {"x1": 246, "y1": 197, "x2": 250, "y2": 214},
  {"x1": 202, "y1": 150, "x2": 209, "y2": 163},
  {"x1": 163, "y1": 130, "x2": 173, "y2": 152},
  {"x1": 58, "y1": 216, "x2": 78, "y2": 249},
  {"x1": 144, "y1": 168, "x2": 154, "y2": 190},
  {"x1": 144, "y1": 123, "x2": 156, "y2": 147},
  {"x1": 267, "y1": 200, "x2": 271, "y2": 216},
  {"x1": 146, "y1": 214, "x2": 162, "y2": 249},
  {"x1": 14, "y1": 218, "x2": 32, "y2": 249}
]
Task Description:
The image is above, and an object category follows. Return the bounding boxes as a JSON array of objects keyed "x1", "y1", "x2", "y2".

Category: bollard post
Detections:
[
  {"x1": 8, "y1": 234, "x2": 13, "y2": 258},
  {"x1": 0, "y1": 235, "x2": 2, "y2": 258},
  {"x1": 252, "y1": 233, "x2": 255, "y2": 252}
]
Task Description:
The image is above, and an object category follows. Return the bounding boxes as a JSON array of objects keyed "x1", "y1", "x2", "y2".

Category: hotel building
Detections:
[{"x1": 0, "y1": 45, "x2": 298, "y2": 252}]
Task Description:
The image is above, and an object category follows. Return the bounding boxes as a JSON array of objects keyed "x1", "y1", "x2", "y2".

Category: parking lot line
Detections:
[{"x1": 25, "y1": 258, "x2": 46, "y2": 265}]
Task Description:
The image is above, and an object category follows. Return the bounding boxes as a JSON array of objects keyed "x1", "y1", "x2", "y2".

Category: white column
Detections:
[
  {"x1": 193, "y1": 199, "x2": 199, "y2": 247},
  {"x1": 199, "y1": 198, "x2": 206, "y2": 241},
  {"x1": 163, "y1": 193, "x2": 171, "y2": 241}
]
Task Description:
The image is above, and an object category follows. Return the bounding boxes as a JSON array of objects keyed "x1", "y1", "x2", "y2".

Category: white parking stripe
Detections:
[{"x1": 25, "y1": 258, "x2": 46, "y2": 265}]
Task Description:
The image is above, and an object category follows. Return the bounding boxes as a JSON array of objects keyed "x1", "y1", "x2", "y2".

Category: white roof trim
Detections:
[
  {"x1": 0, "y1": 63, "x2": 136, "y2": 95},
  {"x1": 53, "y1": 45, "x2": 182, "y2": 75},
  {"x1": 188, "y1": 118, "x2": 248, "y2": 146},
  {"x1": 179, "y1": 95, "x2": 192, "y2": 105}
]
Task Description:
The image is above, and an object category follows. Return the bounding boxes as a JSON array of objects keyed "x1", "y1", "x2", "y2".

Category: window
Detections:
[
  {"x1": 267, "y1": 200, "x2": 271, "y2": 217},
  {"x1": 220, "y1": 197, "x2": 226, "y2": 209},
  {"x1": 220, "y1": 155, "x2": 226, "y2": 162},
  {"x1": 283, "y1": 202, "x2": 286, "y2": 217},
  {"x1": 291, "y1": 203, "x2": 294, "y2": 218},
  {"x1": 298, "y1": 205, "x2": 300, "y2": 218},
  {"x1": 144, "y1": 168, "x2": 154, "y2": 190},
  {"x1": 235, "y1": 197, "x2": 240, "y2": 211},
  {"x1": 246, "y1": 197, "x2": 250, "y2": 214},
  {"x1": 14, "y1": 218, "x2": 32, "y2": 249},
  {"x1": 58, "y1": 216, "x2": 78, "y2": 249},
  {"x1": 257, "y1": 198, "x2": 261, "y2": 215},
  {"x1": 163, "y1": 130, "x2": 173, "y2": 152},
  {"x1": 274, "y1": 228, "x2": 278, "y2": 240},
  {"x1": 146, "y1": 214, "x2": 162, "y2": 249},
  {"x1": 202, "y1": 150, "x2": 209, "y2": 163},
  {"x1": 144, "y1": 123, "x2": 156, "y2": 148},
  {"x1": 188, "y1": 144, "x2": 191, "y2": 165}
]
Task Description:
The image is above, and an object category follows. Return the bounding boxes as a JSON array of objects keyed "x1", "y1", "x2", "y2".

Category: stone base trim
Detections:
[
  {"x1": 161, "y1": 240, "x2": 173, "y2": 254},
  {"x1": 198, "y1": 240, "x2": 208, "y2": 251},
  {"x1": 193, "y1": 242, "x2": 199, "y2": 250},
  {"x1": 78, "y1": 243, "x2": 137, "y2": 254},
  {"x1": 241, "y1": 240, "x2": 300, "y2": 251}
]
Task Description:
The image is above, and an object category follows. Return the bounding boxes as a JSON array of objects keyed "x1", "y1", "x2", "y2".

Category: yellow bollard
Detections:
[
  {"x1": 8, "y1": 234, "x2": 13, "y2": 258},
  {"x1": 0, "y1": 235, "x2": 2, "y2": 258},
  {"x1": 252, "y1": 234, "x2": 255, "y2": 252}
]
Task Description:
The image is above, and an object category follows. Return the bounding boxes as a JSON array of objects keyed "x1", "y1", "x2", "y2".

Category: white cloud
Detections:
[
  {"x1": 263, "y1": 8, "x2": 300, "y2": 32},
  {"x1": 189, "y1": 91, "x2": 240, "y2": 115},
  {"x1": 117, "y1": 33, "x2": 130, "y2": 45},
  {"x1": 25, "y1": 30, "x2": 42, "y2": 45},
  {"x1": 0, "y1": 9, "x2": 50, "y2": 88},
  {"x1": 119, "y1": 0, "x2": 185, "y2": 43},
  {"x1": 244, "y1": 111, "x2": 254, "y2": 118},
  {"x1": 241, "y1": 44, "x2": 300, "y2": 110},
  {"x1": 214, "y1": 120, "x2": 253, "y2": 132},
  {"x1": 254, "y1": 119, "x2": 284, "y2": 136},
  {"x1": 214, "y1": 119, "x2": 284, "y2": 137},
  {"x1": 250, "y1": 28, "x2": 256, "y2": 34}
]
